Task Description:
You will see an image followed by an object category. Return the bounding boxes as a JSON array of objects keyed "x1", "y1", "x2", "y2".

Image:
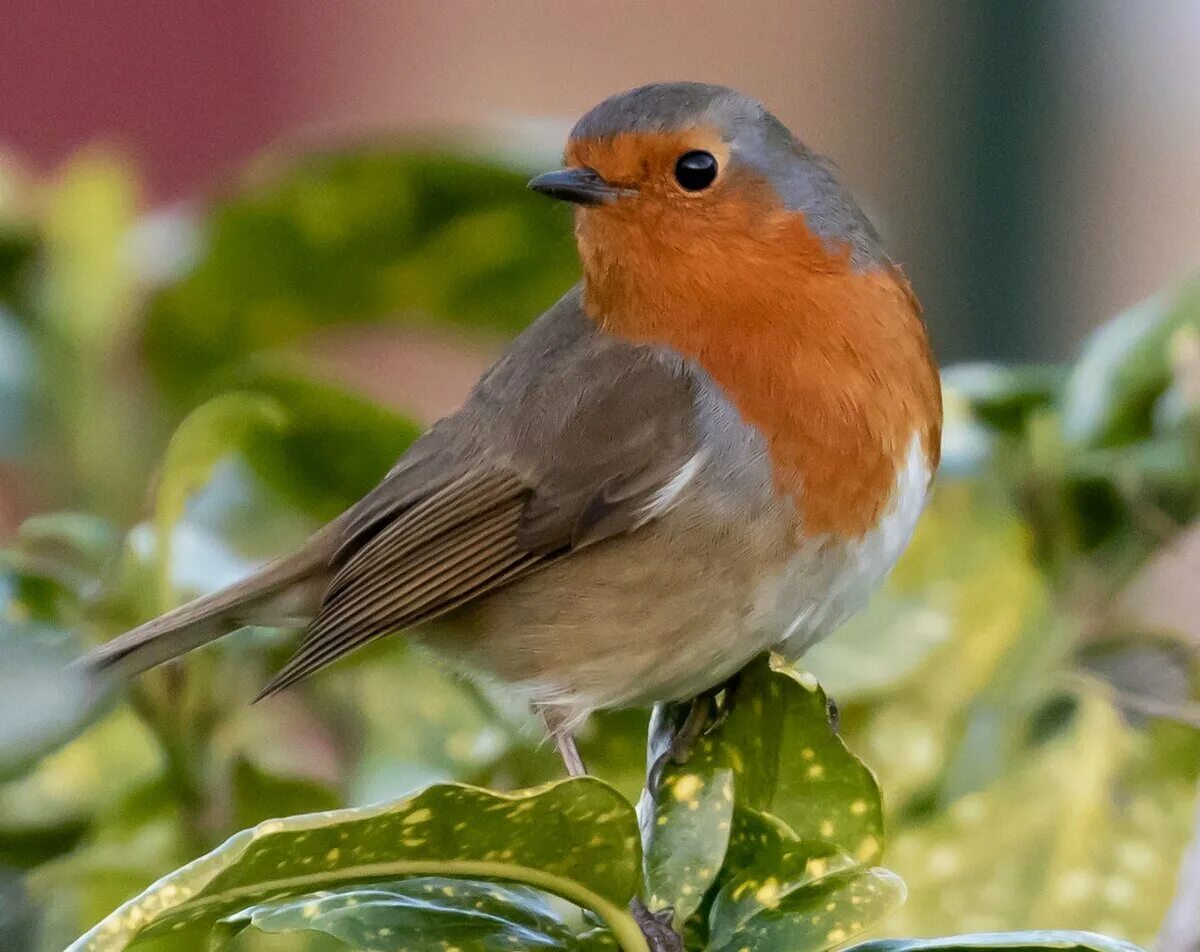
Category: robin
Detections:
[{"x1": 85, "y1": 81, "x2": 941, "y2": 779}]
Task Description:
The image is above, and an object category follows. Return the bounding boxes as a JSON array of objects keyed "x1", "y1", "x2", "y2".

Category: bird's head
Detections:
[{"x1": 529, "y1": 82, "x2": 886, "y2": 300}]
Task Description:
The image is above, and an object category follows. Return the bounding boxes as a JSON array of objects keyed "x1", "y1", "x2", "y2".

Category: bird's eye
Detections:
[{"x1": 674, "y1": 151, "x2": 718, "y2": 191}]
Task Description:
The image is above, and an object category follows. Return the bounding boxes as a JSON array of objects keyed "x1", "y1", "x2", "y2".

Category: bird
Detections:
[{"x1": 83, "y1": 81, "x2": 942, "y2": 779}]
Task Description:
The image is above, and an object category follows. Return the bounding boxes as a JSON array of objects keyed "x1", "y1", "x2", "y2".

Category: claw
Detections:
[
  {"x1": 630, "y1": 898, "x2": 684, "y2": 952},
  {"x1": 825, "y1": 693, "x2": 841, "y2": 734}
]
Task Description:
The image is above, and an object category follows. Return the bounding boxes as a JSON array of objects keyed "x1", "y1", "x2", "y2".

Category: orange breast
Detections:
[{"x1": 577, "y1": 193, "x2": 942, "y2": 540}]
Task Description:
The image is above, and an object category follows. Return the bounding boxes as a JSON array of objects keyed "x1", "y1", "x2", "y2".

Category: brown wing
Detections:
[{"x1": 257, "y1": 290, "x2": 702, "y2": 699}]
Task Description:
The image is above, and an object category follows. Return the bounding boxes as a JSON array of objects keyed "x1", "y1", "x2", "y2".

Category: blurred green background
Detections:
[{"x1": 2, "y1": 4, "x2": 1200, "y2": 951}]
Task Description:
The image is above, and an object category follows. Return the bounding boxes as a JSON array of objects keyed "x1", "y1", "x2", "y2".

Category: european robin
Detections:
[{"x1": 84, "y1": 81, "x2": 942, "y2": 775}]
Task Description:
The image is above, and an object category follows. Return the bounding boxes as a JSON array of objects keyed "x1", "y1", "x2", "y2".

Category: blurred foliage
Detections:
[{"x1": 0, "y1": 142, "x2": 1196, "y2": 952}]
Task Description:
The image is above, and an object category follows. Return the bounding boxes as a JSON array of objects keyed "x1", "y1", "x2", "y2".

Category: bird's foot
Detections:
[
  {"x1": 825, "y1": 693, "x2": 841, "y2": 734},
  {"x1": 630, "y1": 898, "x2": 684, "y2": 952},
  {"x1": 645, "y1": 676, "x2": 736, "y2": 800}
]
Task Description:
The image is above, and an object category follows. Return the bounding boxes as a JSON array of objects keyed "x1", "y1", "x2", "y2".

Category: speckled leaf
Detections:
[
  {"x1": 807, "y1": 484, "x2": 1048, "y2": 809},
  {"x1": 225, "y1": 877, "x2": 619, "y2": 951},
  {"x1": 881, "y1": 689, "x2": 1198, "y2": 947},
  {"x1": 640, "y1": 655, "x2": 885, "y2": 924},
  {"x1": 641, "y1": 703, "x2": 735, "y2": 924},
  {"x1": 705, "y1": 808, "x2": 905, "y2": 952},
  {"x1": 846, "y1": 931, "x2": 1145, "y2": 952},
  {"x1": 726, "y1": 655, "x2": 886, "y2": 863},
  {"x1": 68, "y1": 779, "x2": 645, "y2": 952}
]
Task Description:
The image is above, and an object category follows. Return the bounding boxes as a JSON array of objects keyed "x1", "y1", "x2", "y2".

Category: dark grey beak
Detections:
[{"x1": 527, "y1": 167, "x2": 629, "y2": 206}]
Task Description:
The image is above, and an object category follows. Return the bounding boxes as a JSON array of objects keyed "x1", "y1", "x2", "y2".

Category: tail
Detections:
[{"x1": 81, "y1": 527, "x2": 338, "y2": 681}]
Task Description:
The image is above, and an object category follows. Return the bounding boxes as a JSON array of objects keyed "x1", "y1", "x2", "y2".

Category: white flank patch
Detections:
[
  {"x1": 640, "y1": 450, "x2": 709, "y2": 522},
  {"x1": 772, "y1": 432, "x2": 933, "y2": 656}
]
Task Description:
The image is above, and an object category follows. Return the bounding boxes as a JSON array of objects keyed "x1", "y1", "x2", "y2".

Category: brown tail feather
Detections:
[{"x1": 81, "y1": 527, "x2": 337, "y2": 680}]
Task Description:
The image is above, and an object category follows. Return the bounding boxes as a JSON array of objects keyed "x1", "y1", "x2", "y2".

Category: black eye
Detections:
[{"x1": 674, "y1": 151, "x2": 718, "y2": 191}]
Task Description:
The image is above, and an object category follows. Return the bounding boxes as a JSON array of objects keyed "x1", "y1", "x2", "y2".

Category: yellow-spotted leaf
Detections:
[
  {"x1": 223, "y1": 877, "x2": 620, "y2": 950},
  {"x1": 641, "y1": 703, "x2": 736, "y2": 924},
  {"x1": 809, "y1": 483, "x2": 1048, "y2": 808},
  {"x1": 705, "y1": 808, "x2": 906, "y2": 952},
  {"x1": 640, "y1": 654, "x2": 885, "y2": 926},
  {"x1": 882, "y1": 690, "x2": 1198, "y2": 947},
  {"x1": 68, "y1": 779, "x2": 647, "y2": 952},
  {"x1": 726, "y1": 655, "x2": 886, "y2": 863}
]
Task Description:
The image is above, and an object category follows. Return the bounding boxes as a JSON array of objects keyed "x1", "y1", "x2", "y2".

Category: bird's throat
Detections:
[{"x1": 580, "y1": 215, "x2": 942, "y2": 540}]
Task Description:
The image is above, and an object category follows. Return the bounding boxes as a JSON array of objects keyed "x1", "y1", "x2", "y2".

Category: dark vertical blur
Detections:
[{"x1": 956, "y1": 2, "x2": 1056, "y2": 363}]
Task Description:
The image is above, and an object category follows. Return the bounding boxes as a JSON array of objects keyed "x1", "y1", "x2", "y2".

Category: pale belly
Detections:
[{"x1": 424, "y1": 437, "x2": 931, "y2": 719}]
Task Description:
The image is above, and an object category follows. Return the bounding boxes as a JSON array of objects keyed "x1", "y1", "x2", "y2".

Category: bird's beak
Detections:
[{"x1": 527, "y1": 167, "x2": 631, "y2": 206}]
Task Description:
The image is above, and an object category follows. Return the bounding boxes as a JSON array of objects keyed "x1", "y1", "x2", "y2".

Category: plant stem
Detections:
[{"x1": 125, "y1": 677, "x2": 209, "y2": 855}]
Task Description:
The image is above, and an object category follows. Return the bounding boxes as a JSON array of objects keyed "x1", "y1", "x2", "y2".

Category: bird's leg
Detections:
[{"x1": 537, "y1": 705, "x2": 588, "y2": 777}]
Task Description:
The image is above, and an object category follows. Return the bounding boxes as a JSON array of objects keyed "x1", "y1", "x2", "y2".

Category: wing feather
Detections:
[
  {"x1": 326, "y1": 469, "x2": 524, "y2": 600},
  {"x1": 258, "y1": 476, "x2": 531, "y2": 698}
]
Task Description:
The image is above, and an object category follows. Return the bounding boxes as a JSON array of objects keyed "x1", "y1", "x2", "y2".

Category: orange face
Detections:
[
  {"x1": 566, "y1": 128, "x2": 731, "y2": 201},
  {"x1": 564, "y1": 128, "x2": 942, "y2": 541},
  {"x1": 565, "y1": 129, "x2": 788, "y2": 269}
]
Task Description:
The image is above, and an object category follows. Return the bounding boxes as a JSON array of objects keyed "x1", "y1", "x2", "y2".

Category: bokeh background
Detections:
[{"x1": 1, "y1": 3, "x2": 1199, "y2": 951}]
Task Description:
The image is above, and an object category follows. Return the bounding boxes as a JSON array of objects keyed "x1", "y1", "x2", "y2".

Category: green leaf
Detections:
[
  {"x1": 4, "y1": 512, "x2": 123, "y2": 620},
  {"x1": 68, "y1": 779, "x2": 647, "y2": 952},
  {"x1": 40, "y1": 149, "x2": 140, "y2": 354},
  {"x1": 1062, "y1": 276, "x2": 1200, "y2": 448},
  {"x1": 226, "y1": 877, "x2": 618, "y2": 951},
  {"x1": 153, "y1": 391, "x2": 288, "y2": 609},
  {"x1": 228, "y1": 362, "x2": 423, "y2": 520},
  {"x1": 846, "y1": 932, "x2": 1145, "y2": 952},
  {"x1": 17, "y1": 512, "x2": 122, "y2": 575},
  {"x1": 0, "y1": 153, "x2": 40, "y2": 318},
  {"x1": 705, "y1": 808, "x2": 905, "y2": 952},
  {"x1": 808, "y1": 483, "x2": 1049, "y2": 807},
  {"x1": 942, "y1": 363, "x2": 1063, "y2": 435},
  {"x1": 143, "y1": 150, "x2": 578, "y2": 407},
  {"x1": 0, "y1": 815, "x2": 91, "y2": 869}
]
